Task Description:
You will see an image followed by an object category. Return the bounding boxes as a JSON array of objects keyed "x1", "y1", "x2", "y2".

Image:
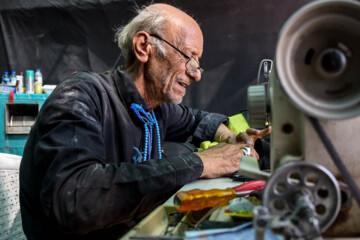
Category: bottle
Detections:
[
  {"x1": 34, "y1": 69, "x2": 43, "y2": 94},
  {"x1": 2, "y1": 71, "x2": 10, "y2": 85},
  {"x1": 16, "y1": 74, "x2": 24, "y2": 93},
  {"x1": 20, "y1": 72, "x2": 25, "y2": 93},
  {"x1": 9, "y1": 71, "x2": 17, "y2": 86},
  {"x1": 25, "y1": 70, "x2": 34, "y2": 94}
]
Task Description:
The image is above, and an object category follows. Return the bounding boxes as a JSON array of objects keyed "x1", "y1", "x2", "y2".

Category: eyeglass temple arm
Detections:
[{"x1": 150, "y1": 34, "x2": 191, "y2": 59}]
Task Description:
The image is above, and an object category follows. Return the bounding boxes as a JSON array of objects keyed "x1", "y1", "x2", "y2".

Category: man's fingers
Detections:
[
  {"x1": 246, "y1": 128, "x2": 261, "y2": 136},
  {"x1": 236, "y1": 132, "x2": 253, "y2": 145},
  {"x1": 259, "y1": 126, "x2": 271, "y2": 138},
  {"x1": 246, "y1": 126, "x2": 271, "y2": 138},
  {"x1": 236, "y1": 126, "x2": 271, "y2": 145}
]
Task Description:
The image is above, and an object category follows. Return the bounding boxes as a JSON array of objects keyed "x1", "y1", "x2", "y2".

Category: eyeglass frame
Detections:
[{"x1": 150, "y1": 34, "x2": 204, "y2": 74}]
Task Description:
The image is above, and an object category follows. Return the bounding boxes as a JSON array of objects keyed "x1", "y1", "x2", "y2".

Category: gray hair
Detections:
[{"x1": 115, "y1": 5, "x2": 168, "y2": 74}]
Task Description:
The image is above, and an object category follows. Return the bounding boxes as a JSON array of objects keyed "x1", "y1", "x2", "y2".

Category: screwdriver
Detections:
[
  {"x1": 174, "y1": 180, "x2": 266, "y2": 212},
  {"x1": 174, "y1": 188, "x2": 253, "y2": 211}
]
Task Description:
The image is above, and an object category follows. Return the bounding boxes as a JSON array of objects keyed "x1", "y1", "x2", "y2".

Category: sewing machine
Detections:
[{"x1": 243, "y1": 0, "x2": 360, "y2": 238}]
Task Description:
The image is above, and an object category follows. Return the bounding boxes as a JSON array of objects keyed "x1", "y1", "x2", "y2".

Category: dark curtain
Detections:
[{"x1": 0, "y1": 0, "x2": 313, "y2": 116}]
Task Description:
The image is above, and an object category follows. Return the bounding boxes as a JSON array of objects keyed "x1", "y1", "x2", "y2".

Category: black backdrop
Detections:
[{"x1": 0, "y1": 0, "x2": 313, "y2": 116}]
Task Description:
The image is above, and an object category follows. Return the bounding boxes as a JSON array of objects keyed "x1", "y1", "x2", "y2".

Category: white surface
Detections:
[
  {"x1": 42, "y1": 85, "x2": 56, "y2": 94},
  {"x1": 0, "y1": 153, "x2": 22, "y2": 170}
]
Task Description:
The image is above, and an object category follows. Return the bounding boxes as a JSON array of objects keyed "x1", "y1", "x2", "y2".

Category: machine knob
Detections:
[{"x1": 247, "y1": 84, "x2": 268, "y2": 128}]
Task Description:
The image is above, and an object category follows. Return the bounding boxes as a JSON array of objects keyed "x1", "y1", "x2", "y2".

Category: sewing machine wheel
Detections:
[
  {"x1": 275, "y1": 0, "x2": 360, "y2": 119},
  {"x1": 262, "y1": 161, "x2": 341, "y2": 232}
]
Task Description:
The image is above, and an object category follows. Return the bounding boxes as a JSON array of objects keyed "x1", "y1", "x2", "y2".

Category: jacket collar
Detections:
[{"x1": 113, "y1": 66, "x2": 149, "y2": 112}]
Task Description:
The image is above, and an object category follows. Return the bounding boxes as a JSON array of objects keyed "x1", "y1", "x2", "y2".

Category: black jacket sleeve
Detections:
[{"x1": 160, "y1": 103, "x2": 229, "y2": 144}]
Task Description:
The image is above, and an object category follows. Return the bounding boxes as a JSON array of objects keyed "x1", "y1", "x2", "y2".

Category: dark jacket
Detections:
[{"x1": 19, "y1": 68, "x2": 228, "y2": 239}]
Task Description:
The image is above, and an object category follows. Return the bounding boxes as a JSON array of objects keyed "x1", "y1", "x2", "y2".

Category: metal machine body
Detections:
[{"x1": 244, "y1": 0, "x2": 360, "y2": 238}]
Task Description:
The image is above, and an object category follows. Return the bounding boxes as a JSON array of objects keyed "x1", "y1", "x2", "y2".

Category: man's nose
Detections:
[{"x1": 186, "y1": 69, "x2": 202, "y2": 82}]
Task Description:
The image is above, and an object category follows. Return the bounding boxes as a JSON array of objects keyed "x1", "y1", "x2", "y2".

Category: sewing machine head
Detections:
[{"x1": 243, "y1": 0, "x2": 360, "y2": 238}]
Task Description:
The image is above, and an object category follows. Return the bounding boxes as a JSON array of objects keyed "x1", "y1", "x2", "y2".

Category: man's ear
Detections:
[{"x1": 132, "y1": 31, "x2": 152, "y2": 63}]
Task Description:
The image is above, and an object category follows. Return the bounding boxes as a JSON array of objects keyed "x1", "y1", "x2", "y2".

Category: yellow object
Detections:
[
  {"x1": 198, "y1": 113, "x2": 250, "y2": 151},
  {"x1": 35, "y1": 83, "x2": 43, "y2": 94},
  {"x1": 228, "y1": 113, "x2": 250, "y2": 134},
  {"x1": 200, "y1": 141, "x2": 211, "y2": 150}
]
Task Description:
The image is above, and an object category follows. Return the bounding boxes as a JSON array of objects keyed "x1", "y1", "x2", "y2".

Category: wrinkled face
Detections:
[{"x1": 146, "y1": 24, "x2": 203, "y2": 104}]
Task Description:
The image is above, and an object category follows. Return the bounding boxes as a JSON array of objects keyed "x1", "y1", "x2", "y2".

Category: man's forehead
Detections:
[
  {"x1": 147, "y1": 3, "x2": 203, "y2": 57},
  {"x1": 182, "y1": 28, "x2": 203, "y2": 57},
  {"x1": 167, "y1": 17, "x2": 204, "y2": 57}
]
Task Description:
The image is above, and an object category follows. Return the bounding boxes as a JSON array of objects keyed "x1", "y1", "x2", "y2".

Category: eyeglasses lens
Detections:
[{"x1": 186, "y1": 58, "x2": 204, "y2": 74}]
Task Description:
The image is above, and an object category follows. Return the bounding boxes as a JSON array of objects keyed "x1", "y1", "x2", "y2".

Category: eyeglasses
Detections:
[{"x1": 150, "y1": 34, "x2": 204, "y2": 74}]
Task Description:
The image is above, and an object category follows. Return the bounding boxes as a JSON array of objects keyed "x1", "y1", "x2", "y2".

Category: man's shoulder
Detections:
[
  {"x1": 68, "y1": 70, "x2": 111, "y2": 83},
  {"x1": 59, "y1": 70, "x2": 114, "y2": 91}
]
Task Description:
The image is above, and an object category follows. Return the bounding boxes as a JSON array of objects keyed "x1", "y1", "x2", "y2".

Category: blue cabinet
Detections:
[{"x1": 0, "y1": 93, "x2": 50, "y2": 156}]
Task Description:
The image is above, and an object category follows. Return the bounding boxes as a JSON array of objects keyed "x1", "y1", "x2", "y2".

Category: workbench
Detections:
[{"x1": 122, "y1": 178, "x2": 270, "y2": 240}]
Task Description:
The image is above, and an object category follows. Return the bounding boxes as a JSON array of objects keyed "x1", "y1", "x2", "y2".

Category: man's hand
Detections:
[
  {"x1": 200, "y1": 125, "x2": 271, "y2": 179},
  {"x1": 227, "y1": 126, "x2": 271, "y2": 160},
  {"x1": 215, "y1": 124, "x2": 271, "y2": 146},
  {"x1": 194, "y1": 143, "x2": 250, "y2": 178}
]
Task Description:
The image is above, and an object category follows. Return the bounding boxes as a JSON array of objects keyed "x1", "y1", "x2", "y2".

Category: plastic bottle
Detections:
[
  {"x1": 16, "y1": 74, "x2": 24, "y2": 93},
  {"x1": 34, "y1": 69, "x2": 43, "y2": 94},
  {"x1": 9, "y1": 71, "x2": 17, "y2": 86},
  {"x1": 20, "y1": 72, "x2": 25, "y2": 93},
  {"x1": 25, "y1": 70, "x2": 34, "y2": 94},
  {"x1": 2, "y1": 71, "x2": 10, "y2": 85}
]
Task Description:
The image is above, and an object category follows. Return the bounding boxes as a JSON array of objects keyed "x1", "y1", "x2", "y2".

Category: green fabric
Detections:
[{"x1": 198, "y1": 113, "x2": 250, "y2": 151}]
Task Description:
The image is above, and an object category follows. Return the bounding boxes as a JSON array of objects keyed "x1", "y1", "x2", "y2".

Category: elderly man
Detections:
[{"x1": 20, "y1": 3, "x2": 270, "y2": 239}]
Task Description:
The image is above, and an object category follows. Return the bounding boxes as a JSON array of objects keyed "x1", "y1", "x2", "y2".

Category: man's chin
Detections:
[{"x1": 166, "y1": 93, "x2": 183, "y2": 105}]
